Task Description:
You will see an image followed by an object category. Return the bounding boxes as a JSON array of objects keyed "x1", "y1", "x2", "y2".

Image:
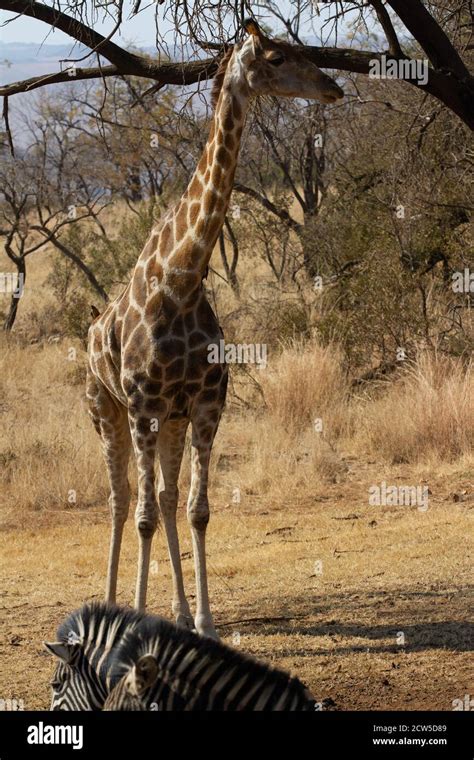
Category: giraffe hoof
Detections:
[
  {"x1": 198, "y1": 627, "x2": 220, "y2": 641},
  {"x1": 176, "y1": 613, "x2": 195, "y2": 631},
  {"x1": 195, "y1": 621, "x2": 220, "y2": 640}
]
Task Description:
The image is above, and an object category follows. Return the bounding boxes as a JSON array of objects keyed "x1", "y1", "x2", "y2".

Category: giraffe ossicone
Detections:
[{"x1": 86, "y1": 19, "x2": 343, "y2": 639}]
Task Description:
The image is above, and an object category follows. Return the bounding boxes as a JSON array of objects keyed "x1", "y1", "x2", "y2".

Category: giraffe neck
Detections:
[{"x1": 152, "y1": 50, "x2": 250, "y2": 288}]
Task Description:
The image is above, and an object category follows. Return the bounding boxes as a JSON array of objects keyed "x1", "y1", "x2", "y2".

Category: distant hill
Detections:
[
  {"x1": 0, "y1": 41, "x2": 89, "y2": 64},
  {"x1": 0, "y1": 41, "x2": 99, "y2": 86},
  {"x1": 0, "y1": 41, "x2": 159, "y2": 86}
]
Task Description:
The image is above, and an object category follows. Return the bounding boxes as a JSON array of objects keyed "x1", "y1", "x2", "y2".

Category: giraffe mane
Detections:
[{"x1": 210, "y1": 46, "x2": 234, "y2": 109}]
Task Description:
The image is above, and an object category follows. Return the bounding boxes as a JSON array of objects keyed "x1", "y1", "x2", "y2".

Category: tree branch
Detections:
[
  {"x1": 2, "y1": 95, "x2": 15, "y2": 155},
  {"x1": 31, "y1": 226, "x2": 109, "y2": 302},
  {"x1": 0, "y1": 58, "x2": 221, "y2": 97},
  {"x1": 0, "y1": 65, "x2": 119, "y2": 96},
  {"x1": 386, "y1": 0, "x2": 471, "y2": 79},
  {"x1": 300, "y1": 46, "x2": 474, "y2": 130},
  {"x1": 233, "y1": 183, "x2": 302, "y2": 232},
  {"x1": 370, "y1": 0, "x2": 404, "y2": 57}
]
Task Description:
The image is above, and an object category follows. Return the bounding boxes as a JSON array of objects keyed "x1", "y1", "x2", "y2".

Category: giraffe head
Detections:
[{"x1": 235, "y1": 19, "x2": 344, "y2": 104}]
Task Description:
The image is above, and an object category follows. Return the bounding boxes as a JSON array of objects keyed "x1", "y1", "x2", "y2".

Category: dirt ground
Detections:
[{"x1": 0, "y1": 460, "x2": 472, "y2": 711}]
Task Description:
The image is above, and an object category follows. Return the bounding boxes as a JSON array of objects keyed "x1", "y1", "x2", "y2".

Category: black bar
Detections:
[{"x1": 0, "y1": 711, "x2": 472, "y2": 757}]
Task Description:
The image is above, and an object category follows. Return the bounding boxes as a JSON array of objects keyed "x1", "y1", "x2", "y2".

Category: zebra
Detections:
[
  {"x1": 45, "y1": 602, "x2": 316, "y2": 711},
  {"x1": 44, "y1": 603, "x2": 144, "y2": 710},
  {"x1": 103, "y1": 615, "x2": 316, "y2": 711}
]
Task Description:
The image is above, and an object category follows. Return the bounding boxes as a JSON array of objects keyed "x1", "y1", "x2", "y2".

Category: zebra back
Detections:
[{"x1": 106, "y1": 616, "x2": 316, "y2": 711}]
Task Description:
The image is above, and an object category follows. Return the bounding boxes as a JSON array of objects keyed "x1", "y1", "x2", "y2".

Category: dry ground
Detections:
[{"x1": 0, "y1": 459, "x2": 472, "y2": 711}]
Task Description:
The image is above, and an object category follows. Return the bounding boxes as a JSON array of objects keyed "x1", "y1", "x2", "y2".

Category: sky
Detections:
[
  {"x1": 0, "y1": 1, "x2": 171, "y2": 47},
  {"x1": 0, "y1": 0, "x2": 319, "y2": 47}
]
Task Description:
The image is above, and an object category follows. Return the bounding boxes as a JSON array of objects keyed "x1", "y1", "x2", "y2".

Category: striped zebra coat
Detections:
[{"x1": 45, "y1": 603, "x2": 316, "y2": 711}]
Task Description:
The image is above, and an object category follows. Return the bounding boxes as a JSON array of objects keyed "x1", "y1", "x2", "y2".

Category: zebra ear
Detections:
[
  {"x1": 44, "y1": 641, "x2": 81, "y2": 665},
  {"x1": 130, "y1": 655, "x2": 159, "y2": 695}
]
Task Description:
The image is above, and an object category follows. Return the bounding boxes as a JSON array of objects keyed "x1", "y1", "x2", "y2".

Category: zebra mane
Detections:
[
  {"x1": 57, "y1": 604, "x2": 295, "y2": 693},
  {"x1": 56, "y1": 602, "x2": 145, "y2": 658},
  {"x1": 109, "y1": 612, "x2": 297, "y2": 691}
]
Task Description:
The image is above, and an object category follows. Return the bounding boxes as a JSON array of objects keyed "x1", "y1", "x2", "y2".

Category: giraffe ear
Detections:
[
  {"x1": 243, "y1": 18, "x2": 264, "y2": 40},
  {"x1": 239, "y1": 29, "x2": 261, "y2": 64}
]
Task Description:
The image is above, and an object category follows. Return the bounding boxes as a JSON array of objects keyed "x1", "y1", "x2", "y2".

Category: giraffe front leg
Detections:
[
  {"x1": 130, "y1": 417, "x2": 160, "y2": 612},
  {"x1": 157, "y1": 419, "x2": 194, "y2": 631},
  {"x1": 187, "y1": 418, "x2": 219, "y2": 640}
]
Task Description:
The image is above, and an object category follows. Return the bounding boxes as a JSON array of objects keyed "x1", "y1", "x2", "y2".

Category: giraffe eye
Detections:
[{"x1": 268, "y1": 55, "x2": 285, "y2": 67}]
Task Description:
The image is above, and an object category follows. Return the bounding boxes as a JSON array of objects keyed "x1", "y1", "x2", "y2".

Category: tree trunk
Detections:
[
  {"x1": 297, "y1": 210, "x2": 321, "y2": 279},
  {"x1": 3, "y1": 257, "x2": 25, "y2": 331},
  {"x1": 127, "y1": 166, "x2": 143, "y2": 202}
]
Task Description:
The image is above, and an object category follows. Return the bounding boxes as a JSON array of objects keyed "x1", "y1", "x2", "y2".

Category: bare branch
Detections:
[
  {"x1": 234, "y1": 183, "x2": 302, "y2": 232},
  {"x1": 0, "y1": 58, "x2": 221, "y2": 98},
  {"x1": 0, "y1": 65, "x2": 119, "y2": 97},
  {"x1": 370, "y1": 0, "x2": 404, "y2": 57}
]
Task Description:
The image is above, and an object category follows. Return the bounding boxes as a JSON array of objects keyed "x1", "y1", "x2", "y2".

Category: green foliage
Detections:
[{"x1": 62, "y1": 291, "x2": 93, "y2": 343}]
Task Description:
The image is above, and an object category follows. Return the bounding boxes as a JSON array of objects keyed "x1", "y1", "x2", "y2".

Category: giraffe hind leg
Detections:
[{"x1": 87, "y1": 370, "x2": 131, "y2": 604}]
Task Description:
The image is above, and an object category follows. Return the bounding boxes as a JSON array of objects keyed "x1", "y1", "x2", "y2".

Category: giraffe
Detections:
[{"x1": 86, "y1": 19, "x2": 344, "y2": 639}]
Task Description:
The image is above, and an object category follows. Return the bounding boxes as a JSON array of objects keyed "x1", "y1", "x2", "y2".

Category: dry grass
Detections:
[
  {"x1": 261, "y1": 339, "x2": 349, "y2": 436},
  {"x1": 353, "y1": 353, "x2": 474, "y2": 464},
  {"x1": 1, "y1": 334, "x2": 473, "y2": 517},
  {"x1": 0, "y1": 337, "x2": 106, "y2": 517}
]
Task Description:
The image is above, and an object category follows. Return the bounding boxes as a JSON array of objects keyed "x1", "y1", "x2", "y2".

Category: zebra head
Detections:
[
  {"x1": 103, "y1": 654, "x2": 159, "y2": 711},
  {"x1": 44, "y1": 638, "x2": 108, "y2": 711},
  {"x1": 44, "y1": 602, "x2": 145, "y2": 711}
]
